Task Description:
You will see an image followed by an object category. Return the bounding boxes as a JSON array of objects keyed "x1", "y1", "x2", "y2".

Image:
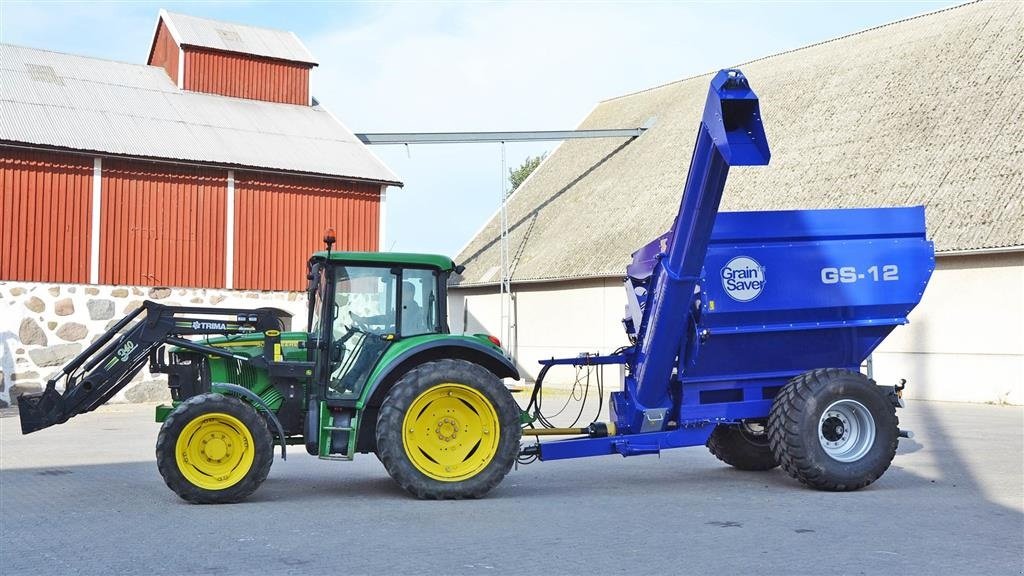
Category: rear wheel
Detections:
[
  {"x1": 768, "y1": 368, "x2": 898, "y2": 491},
  {"x1": 156, "y1": 393, "x2": 273, "y2": 504},
  {"x1": 706, "y1": 421, "x2": 778, "y2": 471},
  {"x1": 376, "y1": 359, "x2": 521, "y2": 499}
]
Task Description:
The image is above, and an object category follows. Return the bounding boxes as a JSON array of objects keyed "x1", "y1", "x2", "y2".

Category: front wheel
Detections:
[
  {"x1": 376, "y1": 359, "x2": 521, "y2": 499},
  {"x1": 768, "y1": 368, "x2": 898, "y2": 491},
  {"x1": 156, "y1": 393, "x2": 274, "y2": 504}
]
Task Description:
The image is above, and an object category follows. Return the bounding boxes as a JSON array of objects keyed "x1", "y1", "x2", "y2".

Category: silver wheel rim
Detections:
[{"x1": 818, "y1": 399, "x2": 875, "y2": 462}]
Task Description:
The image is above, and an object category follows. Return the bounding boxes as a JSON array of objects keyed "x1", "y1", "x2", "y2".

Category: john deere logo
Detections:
[{"x1": 721, "y1": 256, "x2": 765, "y2": 302}]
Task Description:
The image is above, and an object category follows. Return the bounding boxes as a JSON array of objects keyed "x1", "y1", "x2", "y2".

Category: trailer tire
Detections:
[
  {"x1": 768, "y1": 368, "x2": 898, "y2": 491},
  {"x1": 707, "y1": 422, "x2": 778, "y2": 471},
  {"x1": 156, "y1": 393, "x2": 274, "y2": 504},
  {"x1": 376, "y1": 359, "x2": 521, "y2": 499}
]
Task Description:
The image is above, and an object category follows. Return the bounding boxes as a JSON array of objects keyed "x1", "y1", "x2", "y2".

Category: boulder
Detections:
[
  {"x1": 111, "y1": 288, "x2": 129, "y2": 298},
  {"x1": 148, "y1": 287, "x2": 171, "y2": 299},
  {"x1": 87, "y1": 299, "x2": 115, "y2": 320},
  {"x1": 18, "y1": 318, "x2": 47, "y2": 346},
  {"x1": 28, "y1": 344, "x2": 82, "y2": 367},
  {"x1": 25, "y1": 296, "x2": 45, "y2": 313},
  {"x1": 13, "y1": 370, "x2": 39, "y2": 382},
  {"x1": 85, "y1": 287, "x2": 99, "y2": 295},
  {"x1": 125, "y1": 380, "x2": 171, "y2": 403},
  {"x1": 56, "y1": 322, "x2": 88, "y2": 342},
  {"x1": 48, "y1": 286, "x2": 60, "y2": 297},
  {"x1": 10, "y1": 287, "x2": 26, "y2": 296},
  {"x1": 54, "y1": 298, "x2": 74, "y2": 316}
]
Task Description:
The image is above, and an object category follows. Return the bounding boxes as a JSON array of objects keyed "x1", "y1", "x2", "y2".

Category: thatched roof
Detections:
[{"x1": 454, "y1": 0, "x2": 1023, "y2": 286}]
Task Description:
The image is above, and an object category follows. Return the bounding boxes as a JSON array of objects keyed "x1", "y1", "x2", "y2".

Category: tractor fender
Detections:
[
  {"x1": 210, "y1": 382, "x2": 287, "y2": 460},
  {"x1": 362, "y1": 337, "x2": 519, "y2": 410}
]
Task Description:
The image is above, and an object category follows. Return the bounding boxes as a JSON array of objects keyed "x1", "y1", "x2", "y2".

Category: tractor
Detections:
[
  {"x1": 18, "y1": 69, "x2": 934, "y2": 502},
  {"x1": 19, "y1": 247, "x2": 524, "y2": 502}
]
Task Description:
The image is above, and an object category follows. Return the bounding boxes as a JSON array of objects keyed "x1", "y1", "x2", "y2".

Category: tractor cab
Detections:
[{"x1": 304, "y1": 250, "x2": 455, "y2": 402}]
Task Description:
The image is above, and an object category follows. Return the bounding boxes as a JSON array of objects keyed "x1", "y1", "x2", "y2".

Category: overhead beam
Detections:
[{"x1": 355, "y1": 128, "x2": 648, "y2": 145}]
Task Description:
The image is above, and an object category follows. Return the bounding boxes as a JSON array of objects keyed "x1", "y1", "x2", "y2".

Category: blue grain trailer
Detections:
[{"x1": 522, "y1": 69, "x2": 934, "y2": 491}]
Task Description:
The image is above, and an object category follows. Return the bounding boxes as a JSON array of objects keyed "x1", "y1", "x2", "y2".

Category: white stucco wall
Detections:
[
  {"x1": 871, "y1": 251, "x2": 1023, "y2": 405},
  {"x1": 449, "y1": 251, "x2": 1023, "y2": 404},
  {"x1": 449, "y1": 278, "x2": 629, "y2": 387},
  {"x1": 0, "y1": 282, "x2": 308, "y2": 406}
]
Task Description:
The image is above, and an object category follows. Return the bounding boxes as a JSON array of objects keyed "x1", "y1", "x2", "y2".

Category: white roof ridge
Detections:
[
  {"x1": 161, "y1": 9, "x2": 298, "y2": 39},
  {"x1": 158, "y1": 9, "x2": 317, "y2": 65}
]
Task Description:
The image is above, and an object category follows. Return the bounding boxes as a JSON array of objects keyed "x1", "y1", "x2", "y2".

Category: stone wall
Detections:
[{"x1": 0, "y1": 282, "x2": 307, "y2": 407}]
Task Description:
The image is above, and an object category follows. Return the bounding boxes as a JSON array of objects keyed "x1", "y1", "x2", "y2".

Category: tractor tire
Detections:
[
  {"x1": 156, "y1": 393, "x2": 274, "y2": 504},
  {"x1": 768, "y1": 368, "x2": 898, "y2": 491},
  {"x1": 706, "y1": 422, "x2": 778, "y2": 471},
  {"x1": 376, "y1": 359, "x2": 521, "y2": 499}
]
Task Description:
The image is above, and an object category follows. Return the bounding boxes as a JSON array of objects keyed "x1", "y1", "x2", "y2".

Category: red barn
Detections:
[
  {"x1": 0, "y1": 11, "x2": 401, "y2": 405},
  {"x1": 1, "y1": 9, "x2": 400, "y2": 292}
]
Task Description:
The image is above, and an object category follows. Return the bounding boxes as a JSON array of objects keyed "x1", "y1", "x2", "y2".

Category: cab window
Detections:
[{"x1": 401, "y1": 268, "x2": 439, "y2": 337}]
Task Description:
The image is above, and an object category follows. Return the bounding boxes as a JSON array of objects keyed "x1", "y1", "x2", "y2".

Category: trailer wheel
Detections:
[
  {"x1": 156, "y1": 393, "x2": 273, "y2": 504},
  {"x1": 376, "y1": 359, "x2": 521, "y2": 499},
  {"x1": 768, "y1": 368, "x2": 898, "y2": 491},
  {"x1": 706, "y1": 422, "x2": 778, "y2": 471}
]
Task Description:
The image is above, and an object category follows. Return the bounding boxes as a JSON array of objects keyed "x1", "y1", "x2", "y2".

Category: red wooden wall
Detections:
[
  {"x1": 100, "y1": 160, "x2": 226, "y2": 288},
  {"x1": 1, "y1": 148, "x2": 382, "y2": 290},
  {"x1": 148, "y1": 20, "x2": 180, "y2": 85},
  {"x1": 234, "y1": 173, "x2": 380, "y2": 290},
  {"x1": 0, "y1": 150, "x2": 93, "y2": 283},
  {"x1": 184, "y1": 49, "x2": 311, "y2": 105}
]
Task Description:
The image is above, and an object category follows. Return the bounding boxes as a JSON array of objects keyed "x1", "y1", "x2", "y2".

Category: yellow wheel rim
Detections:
[
  {"x1": 175, "y1": 412, "x2": 255, "y2": 490},
  {"x1": 402, "y1": 383, "x2": 500, "y2": 482}
]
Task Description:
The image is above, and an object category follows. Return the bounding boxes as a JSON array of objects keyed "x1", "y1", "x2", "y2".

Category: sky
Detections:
[{"x1": 0, "y1": 0, "x2": 961, "y2": 257}]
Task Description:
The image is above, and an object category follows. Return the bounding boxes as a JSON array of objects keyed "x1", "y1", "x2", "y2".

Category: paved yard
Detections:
[{"x1": 1, "y1": 400, "x2": 1021, "y2": 575}]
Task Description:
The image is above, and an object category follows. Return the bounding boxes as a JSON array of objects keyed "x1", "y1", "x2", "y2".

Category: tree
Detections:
[{"x1": 507, "y1": 153, "x2": 547, "y2": 196}]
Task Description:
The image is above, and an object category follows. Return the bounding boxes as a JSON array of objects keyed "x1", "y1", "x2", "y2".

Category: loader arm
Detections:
[{"x1": 17, "y1": 300, "x2": 307, "y2": 435}]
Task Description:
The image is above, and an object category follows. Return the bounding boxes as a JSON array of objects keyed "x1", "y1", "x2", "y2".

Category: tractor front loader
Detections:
[{"x1": 18, "y1": 68, "x2": 934, "y2": 502}]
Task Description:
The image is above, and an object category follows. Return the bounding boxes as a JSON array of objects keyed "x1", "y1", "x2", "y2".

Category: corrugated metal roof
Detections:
[
  {"x1": 0, "y1": 43, "x2": 400, "y2": 185},
  {"x1": 454, "y1": 0, "x2": 1024, "y2": 286},
  {"x1": 160, "y1": 9, "x2": 317, "y2": 65}
]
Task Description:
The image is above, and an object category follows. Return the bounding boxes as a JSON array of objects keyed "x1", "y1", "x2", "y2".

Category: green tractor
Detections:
[{"x1": 18, "y1": 238, "x2": 523, "y2": 502}]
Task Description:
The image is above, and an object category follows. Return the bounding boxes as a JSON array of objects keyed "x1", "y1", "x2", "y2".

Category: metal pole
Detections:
[
  {"x1": 499, "y1": 142, "x2": 512, "y2": 355},
  {"x1": 356, "y1": 128, "x2": 648, "y2": 145}
]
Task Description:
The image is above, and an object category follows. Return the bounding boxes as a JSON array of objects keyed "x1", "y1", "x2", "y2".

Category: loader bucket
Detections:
[{"x1": 17, "y1": 387, "x2": 67, "y2": 434}]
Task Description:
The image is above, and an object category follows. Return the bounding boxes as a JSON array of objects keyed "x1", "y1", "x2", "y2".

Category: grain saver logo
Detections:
[{"x1": 721, "y1": 256, "x2": 765, "y2": 302}]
